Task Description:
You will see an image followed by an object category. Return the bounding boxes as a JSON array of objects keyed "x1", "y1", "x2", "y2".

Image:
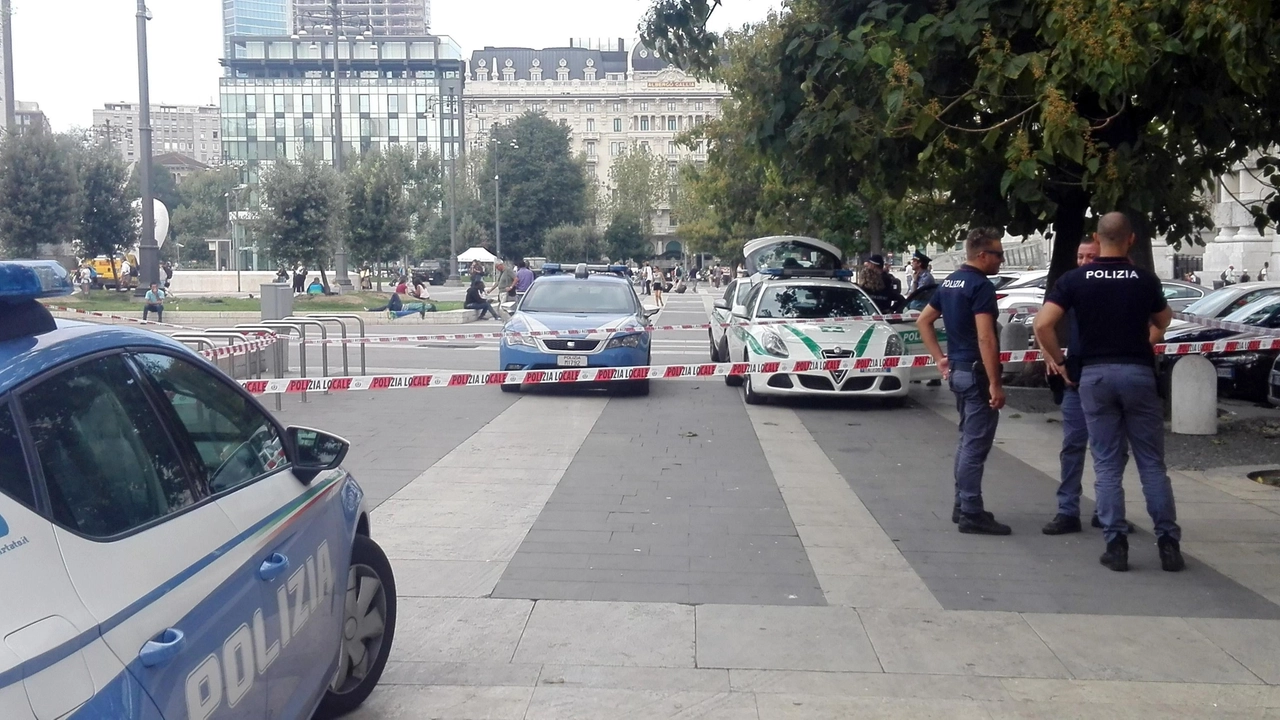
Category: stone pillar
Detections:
[{"x1": 1170, "y1": 356, "x2": 1218, "y2": 435}]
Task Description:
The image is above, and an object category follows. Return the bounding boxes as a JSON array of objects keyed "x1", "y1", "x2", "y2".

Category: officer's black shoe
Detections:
[
  {"x1": 1099, "y1": 535, "x2": 1129, "y2": 572},
  {"x1": 959, "y1": 512, "x2": 1012, "y2": 535},
  {"x1": 1158, "y1": 537, "x2": 1186, "y2": 572},
  {"x1": 1091, "y1": 514, "x2": 1136, "y2": 533},
  {"x1": 952, "y1": 503, "x2": 994, "y2": 524},
  {"x1": 1042, "y1": 514, "x2": 1082, "y2": 535}
]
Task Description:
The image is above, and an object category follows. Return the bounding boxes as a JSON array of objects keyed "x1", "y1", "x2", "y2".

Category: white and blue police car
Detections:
[
  {"x1": 498, "y1": 263, "x2": 659, "y2": 395},
  {"x1": 0, "y1": 261, "x2": 396, "y2": 719}
]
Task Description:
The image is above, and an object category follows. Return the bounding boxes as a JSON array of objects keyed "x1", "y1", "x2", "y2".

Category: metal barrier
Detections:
[
  {"x1": 302, "y1": 314, "x2": 367, "y2": 376},
  {"x1": 222, "y1": 324, "x2": 289, "y2": 410},
  {"x1": 259, "y1": 321, "x2": 311, "y2": 404},
  {"x1": 171, "y1": 334, "x2": 217, "y2": 354},
  {"x1": 281, "y1": 317, "x2": 331, "y2": 377},
  {"x1": 198, "y1": 331, "x2": 266, "y2": 379}
]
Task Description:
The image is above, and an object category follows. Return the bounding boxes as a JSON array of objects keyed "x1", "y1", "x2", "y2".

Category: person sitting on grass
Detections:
[
  {"x1": 366, "y1": 291, "x2": 428, "y2": 319},
  {"x1": 143, "y1": 282, "x2": 167, "y2": 322},
  {"x1": 307, "y1": 277, "x2": 325, "y2": 295},
  {"x1": 409, "y1": 279, "x2": 436, "y2": 311},
  {"x1": 464, "y1": 279, "x2": 500, "y2": 320}
]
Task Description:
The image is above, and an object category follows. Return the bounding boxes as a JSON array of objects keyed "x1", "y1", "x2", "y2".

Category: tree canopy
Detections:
[
  {"x1": 0, "y1": 128, "x2": 81, "y2": 259},
  {"x1": 75, "y1": 144, "x2": 136, "y2": 266},
  {"x1": 256, "y1": 156, "x2": 346, "y2": 284},
  {"x1": 644, "y1": 0, "x2": 1280, "y2": 282},
  {"x1": 345, "y1": 148, "x2": 412, "y2": 267}
]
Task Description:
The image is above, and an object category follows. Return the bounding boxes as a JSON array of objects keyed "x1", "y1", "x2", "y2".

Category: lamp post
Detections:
[
  {"x1": 134, "y1": 0, "x2": 158, "y2": 296},
  {"x1": 225, "y1": 184, "x2": 248, "y2": 292},
  {"x1": 1, "y1": 0, "x2": 15, "y2": 135},
  {"x1": 292, "y1": 1, "x2": 371, "y2": 294},
  {"x1": 488, "y1": 130, "x2": 518, "y2": 262}
]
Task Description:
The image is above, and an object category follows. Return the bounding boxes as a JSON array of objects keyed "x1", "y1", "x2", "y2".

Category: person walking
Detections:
[
  {"x1": 653, "y1": 269, "x2": 666, "y2": 307},
  {"x1": 143, "y1": 283, "x2": 167, "y2": 322},
  {"x1": 1033, "y1": 212, "x2": 1183, "y2": 572},
  {"x1": 916, "y1": 228, "x2": 1011, "y2": 535},
  {"x1": 1260, "y1": 262, "x2": 1269, "y2": 281},
  {"x1": 117, "y1": 257, "x2": 132, "y2": 292},
  {"x1": 469, "y1": 259, "x2": 486, "y2": 285},
  {"x1": 490, "y1": 261, "x2": 515, "y2": 298},
  {"x1": 642, "y1": 263, "x2": 654, "y2": 296}
]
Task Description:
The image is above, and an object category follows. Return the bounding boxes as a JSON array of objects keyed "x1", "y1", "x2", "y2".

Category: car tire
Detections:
[
  {"x1": 725, "y1": 369, "x2": 743, "y2": 387},
  {"x1": 627, "y1": 378, "x2": 650, "y2": 396},
  {"x1": 743, "y1": 372, "x2": 765, "y2": 405},
  {"x1": 501, "y1": 383, "x2": 521, "y2": 393},
  {"x1": 708, "y1": 331, "x2": 722, "y2": 362},
  {"x1": 314, "y1": 534, "x2": 397, "y2": 720}
]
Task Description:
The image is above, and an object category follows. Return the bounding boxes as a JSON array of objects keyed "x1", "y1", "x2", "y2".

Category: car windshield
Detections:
[
  {"x1": 520, "y1": 280, "x2": 637, "y2": 314},
  {"x1": 1183, "y1": 286, "x2": 1280, "y2": 318},
  {"x1": 1004, "y1": 271, "x2": 1048, "y2": 290},
  {"x1": 754, "y1": 285, "x2": 879, "y2": 319},
  {"x1": 1222, "y1": 294, "x2": 1280, "y2": 327}
]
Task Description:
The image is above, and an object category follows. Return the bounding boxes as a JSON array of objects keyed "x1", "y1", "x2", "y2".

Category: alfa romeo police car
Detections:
[
  {"x1": 499, "y1": 263, "x2": 659, "y2": 395},
  {"x1": 718, "y1": 237, "x2": 911, "y2": 404},
  {"x1": 0, "y1": 261, "x2": 395, "y2": 719}
]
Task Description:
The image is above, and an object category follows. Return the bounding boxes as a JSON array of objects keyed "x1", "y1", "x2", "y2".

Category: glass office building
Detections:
[{"x1": 223, "y1": 0, "x2": 289, "y2": 41}]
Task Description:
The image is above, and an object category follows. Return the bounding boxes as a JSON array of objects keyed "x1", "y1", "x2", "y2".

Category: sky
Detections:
[{"x1": 10, "y1": 0, "x2": 782, "y2": 132}]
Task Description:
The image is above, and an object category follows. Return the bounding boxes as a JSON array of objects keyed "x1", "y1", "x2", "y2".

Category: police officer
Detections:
[
  {"x1": 917, "y1": 227, "x2": 1011, "y2": 535},
  {"x1": 1033, "y1": 212, "x2": 1183, "y2": 572},
  {"x1": 909, "y1": 250, "x2": 936, "y2": 293}
]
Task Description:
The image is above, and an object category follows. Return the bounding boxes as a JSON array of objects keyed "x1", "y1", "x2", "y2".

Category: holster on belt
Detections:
[{"x1": 972, "y1": 360, "x2": 995, "y2": 404}]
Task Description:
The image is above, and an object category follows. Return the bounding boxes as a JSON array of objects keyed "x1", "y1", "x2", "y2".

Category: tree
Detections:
[
  {"x1": 346, "y1": 149, "x2": 412, "y2": 268},
  {"x1": 75, "y1": 144, "x2": 136, "y2": 276},
  {"x1": 481, "y1": 112, "x2": 590, "y2": 260},
  {"x1": 169, "y1": 166, "x2": 243, "y2": 268},
  {"x1": 0, "y1": 128, "x2": 81, "y2": 259},
  {"x1": 606, "y1": 146, "x2": 667, "y2": 232},
  {"x1": 384, "y1": 144, "x2": 445, "y2": 258},
  {"x1": 645, "y1": 0, "x2": 1280, "y2": 285},
  {"x1": 129, "y1": 161, "x2": 184, "y2": 219},
  {"x1": 542, "y1": 223, "x2": 602, "y2": 262},
  {"x1": 257, "y1": 156, "x2": 346, "y2": 290},
  {"x1": 421, "y1": 148, "x2": 492, "y2": 261},
  {"x1": 604, "y1": 212, "x2": 651, "y2": 262}
]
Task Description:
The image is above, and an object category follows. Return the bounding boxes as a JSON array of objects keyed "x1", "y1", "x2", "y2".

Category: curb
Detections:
[{"x1": 51, "y1": 309, "x2": 481, "y2": 327}]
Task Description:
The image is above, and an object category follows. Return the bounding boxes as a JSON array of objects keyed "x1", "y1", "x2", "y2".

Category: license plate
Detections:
[
  {"x1": 556, "y1": 355, "x2": 588, "y2": 367},
  {"x1": 1216, "y1": 366, "x2": 1234, "y2": 379},
  {"x1": 857, "y1": 368, "x2": 893, "y2": 374}
]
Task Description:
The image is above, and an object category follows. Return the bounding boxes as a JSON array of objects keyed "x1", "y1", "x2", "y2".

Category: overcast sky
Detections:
[{"x1": 10, "y1": 0, "x2": 780, "y2": 131}]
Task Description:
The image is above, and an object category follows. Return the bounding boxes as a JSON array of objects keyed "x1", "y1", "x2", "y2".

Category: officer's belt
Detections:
[{"x1": 1080, "y1": 355, "x2": 1154, "y2": 367}]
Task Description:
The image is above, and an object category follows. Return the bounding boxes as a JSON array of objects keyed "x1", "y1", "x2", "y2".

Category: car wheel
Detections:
[
  {"x1": 501, "y1": 383, "x2": 521, "y2": 393},
  {"x1": 314, "y1": 534, "x2": 397, "y2": 719},
  {"x1": 725, "y1": 367, "x2": 743, "y2": 387},
  {"x1": 743, "y1": 372, "x2": 765, "y2": 405},
  {"x1": 708, "y1": 331, "x2": 722, "y2": 362}
]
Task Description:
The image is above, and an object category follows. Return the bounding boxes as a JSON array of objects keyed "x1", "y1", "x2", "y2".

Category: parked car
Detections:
[
  {"x1": 1160, "y1": 293, "x2": 1280, "y2": 402},
  {"x1": 1178, "y1": 281, "x2": 1280, "y2": 320},
  {"x1": 412, "y1": 260, "x2": 450, "y2": 286}
]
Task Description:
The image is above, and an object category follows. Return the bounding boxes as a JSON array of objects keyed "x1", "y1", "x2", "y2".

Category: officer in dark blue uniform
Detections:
[
  {"x1": 1034, "y1": 212, "x2": 1183, "y2": 572},
  {"x1": 917, "y1": 227, "x2": 1011, "y2": 535}
]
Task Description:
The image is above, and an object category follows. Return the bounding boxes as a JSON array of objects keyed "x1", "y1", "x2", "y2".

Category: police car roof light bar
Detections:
[
  {"x1": 760, "y1": 267, "x2": 854, "y2": 280},
  {"x1": 0, "y1": 260, "x2": 75, "y2": 302}
]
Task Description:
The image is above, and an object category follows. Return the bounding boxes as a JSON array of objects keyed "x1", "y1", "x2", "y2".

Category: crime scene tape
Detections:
[
  {"x1": 198, "y1": 336, "x2": 278, "y2": 361},
  {"x1": 237, "y1": 335, "x2": 1280, "y2": 396}
]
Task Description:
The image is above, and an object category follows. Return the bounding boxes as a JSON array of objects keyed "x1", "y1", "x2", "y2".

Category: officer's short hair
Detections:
[
  {"x1": 965, "y1": 227, "x2": 1003, "y2": 260},
  {"x1": 1096, "y1": 212, "x2": 1134, "y2": 245}
]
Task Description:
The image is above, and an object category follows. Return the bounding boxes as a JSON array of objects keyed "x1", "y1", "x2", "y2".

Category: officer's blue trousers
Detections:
[
  {"x1": 1056, "y1": 387, "x2": 1088, "y2": 517},
  {"x1": 1078, "y1": 364, "x2": 1181, "y2": 544},
  {"x1": 950, "y1": 368, "x2": 998, "y2": 514}
]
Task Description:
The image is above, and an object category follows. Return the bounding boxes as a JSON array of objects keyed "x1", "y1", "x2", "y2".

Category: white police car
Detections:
[{"x1": 0, "y1": 261, "x2": 395, "y2": 719}]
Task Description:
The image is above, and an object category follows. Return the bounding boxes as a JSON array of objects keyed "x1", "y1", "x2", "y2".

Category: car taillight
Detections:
[{"x1": 995, "y1": 293, "x2": 1008, "y2": 300}]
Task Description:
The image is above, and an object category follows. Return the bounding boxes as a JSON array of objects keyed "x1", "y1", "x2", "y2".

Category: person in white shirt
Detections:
[{"x1": 117, "y1": 259, "x2": 132, "y2": 291}]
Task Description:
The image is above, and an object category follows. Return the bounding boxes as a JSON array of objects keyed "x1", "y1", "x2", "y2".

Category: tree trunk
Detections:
[
  {"x1": 319, "y1": 268, "x2": 330, "y2": 295},
  {"x1": 1045, "y1": 192, "x2": 1089, "y2": 293},
  {"x1": 867, "y1": 208, "x2": 884, "y2": 255},
  {"x1": 1128, "y1": 213, "x2": 1157, "y2": 274}
]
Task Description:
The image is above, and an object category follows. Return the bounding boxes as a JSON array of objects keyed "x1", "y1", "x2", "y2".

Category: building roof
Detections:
[
  {"x1": 153, "y1": 152, "x2": 211, "y2": 172},
  {"x1": 470, "y1": 46, "x2": 628, "y2": 81}
]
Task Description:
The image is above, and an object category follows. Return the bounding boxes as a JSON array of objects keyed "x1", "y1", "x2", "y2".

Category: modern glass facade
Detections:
[{"x1": 223, "y1": 0, "x2": 289, "y2": 40}]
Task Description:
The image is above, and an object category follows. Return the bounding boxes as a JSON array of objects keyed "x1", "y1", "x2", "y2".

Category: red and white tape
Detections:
[
  {"x1": 1172, "y1": 312, "x2": 1280, "y2": 338},
  {"x1": 199, "y1": 337, "x2": 278, "y2": 361},
  {"x1": 238, "y1": 336, "x2": 1280, "y2": 396}
]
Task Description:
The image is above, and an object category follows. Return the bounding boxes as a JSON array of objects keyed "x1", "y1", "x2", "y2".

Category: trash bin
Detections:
[{"x1": 261, "y1": 283, "x2": 293, "y2": 321}]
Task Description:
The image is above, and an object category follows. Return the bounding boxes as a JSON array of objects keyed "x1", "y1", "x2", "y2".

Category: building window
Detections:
[
  {"x1": 586, "y1": 142, "x2": 596, "y2": 157},
  {"x1": 613, "y1": 102, "x2": 621, "y2": 112},
  {"x1": 640, "y1": 141, "x2": 650, "y2": 153},
  {"x1": 478, "y1": 119, "x2": 488, "y2": 131},
  {"x1": 640, "y1": 117, "x2": 650, "y2": 132},
  {"x1": 504, "y1": 103, "x2": 513, "y2": 113},
  {"x1": 532, "y1": 103, "x2": 542, "y2": 112},
  {"x1": 613, "y1": 118, "x2": 623, "y2": 133},
  {"x1": 641, "y1": 102, "x2": 649, "y2": 112},
  {"x1": 359, "y1": 95, "x2": 370, "y2": 113},
  {"x1": 667, "y1": 117, "x2": 677, "y2": 131},
  {"x1": 586, "y1": 103, "x2": 595, "y2": 113},
  {"x1": 667, "y1": 102, "x2": 676, "y2": 111},
  {"x1": 610, "y1": 142, "x2": 622, "y2": 157},
  {"x1": 695, "y1": 101, "x2": 704, "y2": 111},
  {"x1": 388, "y1": 95, "x2": 399, "y2": 113},
  {"x1": 586, "y1": 118, "x2": 595, "y2": 132},
  {"x1": 558, "y1": 103, "x2": 567, "y2": 113},
  {"x1": 475, "y1": 104, "x2": 486, "y2": 113},
  {"x1": 416, "y1": 95, "x2": 427, "y2": 114},
  {"x1": 667, "y1": 141, "x2": 677, "y2": 156}
]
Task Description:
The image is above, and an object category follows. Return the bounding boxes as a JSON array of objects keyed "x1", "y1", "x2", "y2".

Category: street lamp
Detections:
[
  {"x1": 292, "y1": 1, "x2": 372, "y2": 294},
  {"x1": 134, "y1": 0, "x2": 158, "y2": 296},
  {"x1": 487, "y1": 129, "x2": 518, "y2": 262},
  {"x1": 225, "y1": 184, "x2": 249, "y2": 292}
]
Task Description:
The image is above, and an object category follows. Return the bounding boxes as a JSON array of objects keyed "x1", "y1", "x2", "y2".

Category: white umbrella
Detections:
[{"x1": 457, "y1": 247, "x2": 498, "y2": 263}]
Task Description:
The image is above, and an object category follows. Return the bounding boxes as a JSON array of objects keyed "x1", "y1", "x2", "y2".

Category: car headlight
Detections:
[
  {"x1": 761, "y1": 330, "x2": 789, "y2": 357},
  {"x1": 605, "y1": 333, "x2": 644, "y2": 350},
  {"x1": 503, "y1": 331, "x2": 537, "y2": 347},
  {"x1": 885, "y1": 332, "x2": 904, "y2": 356}
]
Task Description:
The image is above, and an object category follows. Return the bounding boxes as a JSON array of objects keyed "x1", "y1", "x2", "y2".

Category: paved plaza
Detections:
[{"x1": 268, "y1": 292, "x2": 1280, "y2": 719}]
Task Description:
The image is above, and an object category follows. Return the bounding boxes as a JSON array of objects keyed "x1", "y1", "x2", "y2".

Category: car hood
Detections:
[
  {"x1": 751, "y1": 321, "x2": 894, "y2": 358},
  {"x1": 1163, "y1": 324, "x2": 1236, "y2": 344},
  {"x1": 506, "y1": 311, "x2": 640, "y2": 338}
]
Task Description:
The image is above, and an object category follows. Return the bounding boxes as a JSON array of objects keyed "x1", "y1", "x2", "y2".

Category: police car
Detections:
[
  {"x1": 0, "y1": 261, "x2": 395, "y2": 720},
  {"x1": 499, "y1": 263, "x2": 658, "y2": 395},
  {"x1": 717, "y1": 237, "x2": 910, "y2": 404}
]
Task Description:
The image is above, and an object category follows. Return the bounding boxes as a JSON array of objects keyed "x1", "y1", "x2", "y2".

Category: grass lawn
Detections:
[{"x1": 46, "y1": 292, "x2": 463, "y2": 314}]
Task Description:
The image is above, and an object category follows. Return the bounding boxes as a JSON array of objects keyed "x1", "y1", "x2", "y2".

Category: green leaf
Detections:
[
  {"x1": 886, "y1": 88, "x2": 904, "y2": 116},
  {"x1": 1003, "y1": 54, "x2": 1029, "y2": 79},
  {"x1": 867, "y1": 44, "x2": 892, "y2": 67},
  {"x1": 982, "y1": 128, "x2": 1001, "y2": 150},
  {"x1": 1000, "y1": 170, "x2": 1016, "y2": 196}
]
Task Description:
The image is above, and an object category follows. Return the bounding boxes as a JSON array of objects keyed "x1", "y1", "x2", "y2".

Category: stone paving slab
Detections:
[
  {"x1": 511, "y1": 600, "x2": 696, "y2": 668},
  {"x1": 524, "y1": 687, "x2": 758, "y2": 720},
  {"x1": 392, "y1": 597, "x2": 534, "y2": 665},
  {"x1": 695, "y1": 605, "x2": 882, "y2": 672},
  {"x1": 858, "y1": 608, "x2": 1072, "y2": 678},
  {"x1": 796, "y1": 400, "x2": 1280, "y2": 619}
]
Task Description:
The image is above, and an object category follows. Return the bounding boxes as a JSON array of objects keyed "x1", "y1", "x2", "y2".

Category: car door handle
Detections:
[
  {"x1": 259, "y1": 552, "x2": 290, "y2": 581},
  {"x1": 139, "y1": 628, "x2": 185, "y2": 668}
]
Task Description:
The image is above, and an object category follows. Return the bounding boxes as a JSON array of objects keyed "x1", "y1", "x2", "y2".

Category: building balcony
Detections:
[{"x1": 580, "y1": 131, "x2": 601, "y2": 141}]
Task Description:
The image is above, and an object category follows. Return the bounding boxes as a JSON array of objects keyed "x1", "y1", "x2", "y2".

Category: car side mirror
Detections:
[
  {"x1": 731, "y1": 306, "x2": 750, "y2": 318},
  {"x1": 643, "y1": 305, "x2": 661, "y2": 318},
  {"x1": 500, "y1": 301, "x2": 517, "y2": 314},
  {"x1": 287, "y1": 426, "x2": 350, "y2": 484},
  {"x1": 713, "y1": 299, "x2": 730, "y2": 311}
]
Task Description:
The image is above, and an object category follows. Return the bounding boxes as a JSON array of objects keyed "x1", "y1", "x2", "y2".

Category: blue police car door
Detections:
[
  {"x1": 16, "y1": 353, "x2": 262, "y2": 719},
  {"x1": 131, "y1": 352, "x2": 352, "y2": 719}
]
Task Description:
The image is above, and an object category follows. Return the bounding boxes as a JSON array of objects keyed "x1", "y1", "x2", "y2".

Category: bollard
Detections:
[
  {"x1": 1000, "y1": 321, "x2": 1030, "y2": 375},
  {"x1": 1170, "y1": 356, "x2": 1218, "y2": 435}
]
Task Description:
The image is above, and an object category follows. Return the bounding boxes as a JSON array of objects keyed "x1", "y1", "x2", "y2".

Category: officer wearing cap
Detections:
[
  {"x1": 917, "y1": 227, "x2": 1011, "y2": 535},
  {"x1": 1034, "y1": 212, "x2": 1183, "y2": 572},
  {"x1": 861, "y1": 254, "x2": 904, "y2": 312},
  {"x1": 909, "y1": 251, "x2": 936, "y2": 294}
]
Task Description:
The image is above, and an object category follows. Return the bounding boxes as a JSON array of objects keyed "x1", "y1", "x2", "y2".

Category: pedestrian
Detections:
[
  {"x1": 143, "y1": 282, "x2": 167, "y2": 322},
  {"x1": 77, "y1": 265, "x2": 93, "y2": 297},
  {"x1": 653, "y1": 269, "x2": 665, "y2": 307},
  {"x1": 915, "y1": 227, "x2": 1011, "y2": 536},
  {"x1": 490, "y1": 261, "x2": 516, "y2": 299},
  {"x1": 864, "y1": 255, "x2": 904, "y2": 312},
  {"x1": 275, "y1": 266, "x2": 289, "y2": 284},
  {"x1": 1240, "y1": 269, "x2": 1252, "y2": 283},
  {"x1": 117, "y1": 257, "x2": 132, "y2": 292},
  {"x1": 293, "y1": 265, "x2": 306, "y2": 295},
  {"x1": 1261, "y1": 262, "x2": 1269, "y2": 281},
  {"x1": 1187, "y1": 270, "x2": 1200, "y2": 285},
  {"x1": 1221, "y1": 265, "x2": 1236, "y2": 286},
  {"x1": 161, "y1": 261, "x2": 174, "y2": 289},
  {"x1": 909, "y1": 250, "x2": 936, "y2": 293},
  {"x1": 513, "y1": 259, "x2": 536, "y2": 296},
  {"x1": 464, "y1": 279, "x2": 500, "y2": 320},
  {"x1": 642, "y1": 263, "x2": 654, "y2": 295},
  {"x1": 1033, "y1": 212, "x2": 1183, "y2": 572},
  {"x1": 469, "y1": 259, "x2": 486, "y2": 285}
]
